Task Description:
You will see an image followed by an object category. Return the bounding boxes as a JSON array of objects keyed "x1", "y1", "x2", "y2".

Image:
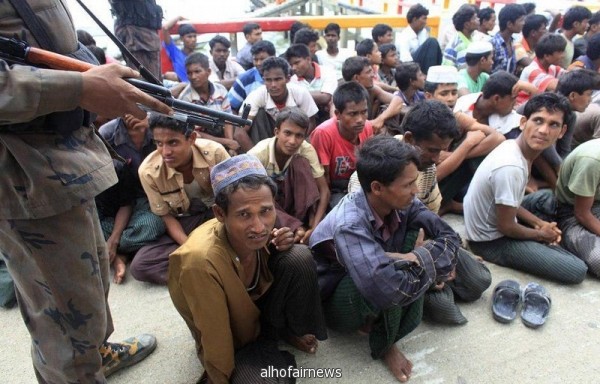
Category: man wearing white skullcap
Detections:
[{"x1": 458, "y1": 41, "x2": 494, "y2": 96}]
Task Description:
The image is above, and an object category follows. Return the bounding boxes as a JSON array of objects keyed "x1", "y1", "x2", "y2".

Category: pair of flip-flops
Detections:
[{"x1": 491, "y1": 280, "x2": 551, "y2": 328}]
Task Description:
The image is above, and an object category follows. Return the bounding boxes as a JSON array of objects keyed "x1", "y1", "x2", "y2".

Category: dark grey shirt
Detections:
[{"x1": 310, "y1": 188, "x2": 459, "y2": 310}]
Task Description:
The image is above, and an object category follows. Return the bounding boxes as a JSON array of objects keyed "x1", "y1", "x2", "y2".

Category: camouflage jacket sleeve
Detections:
[{"x1": 0, "y1": 61, "x2": 83, "y2": 125}]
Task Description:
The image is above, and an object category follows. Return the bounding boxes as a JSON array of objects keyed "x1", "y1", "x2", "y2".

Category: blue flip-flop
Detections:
[
  {"x1": 521, "y1": 282, "x2": 551, "y2": 329},
  {"x1": 491, "y1": 279, "x2": 521, "y2": 323}
]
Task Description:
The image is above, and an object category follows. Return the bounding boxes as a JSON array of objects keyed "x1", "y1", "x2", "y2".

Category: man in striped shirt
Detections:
[{"x1": 519, "y1": 34, "x2": 566, "y2": 93}]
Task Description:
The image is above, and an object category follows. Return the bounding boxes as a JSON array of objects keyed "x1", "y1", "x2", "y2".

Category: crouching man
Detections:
[
  {"x1": 310, "y1": 136, "x2": 459, "y2": 382},
  {"x1": 168, "y1": 155, "x2": 327, "y2": 383}
]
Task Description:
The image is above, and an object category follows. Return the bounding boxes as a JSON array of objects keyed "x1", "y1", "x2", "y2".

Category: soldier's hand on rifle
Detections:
[{"x1": 80, "y1": 63, "x2": 172, "y2": 119}]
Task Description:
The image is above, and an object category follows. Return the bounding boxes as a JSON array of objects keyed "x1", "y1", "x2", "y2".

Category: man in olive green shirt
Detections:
[{"x1": 556, "y1": 138, "x2": 600, "y2": 277}]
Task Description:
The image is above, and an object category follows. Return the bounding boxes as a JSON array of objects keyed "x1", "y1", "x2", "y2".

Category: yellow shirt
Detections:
[
  {"x1": 168, "y1": 219, "x2": 273, "y2": 384},
  {"x1": 248, "y1": 137, "x2": 324, "y2": 178},
  {"x1": 138, "y1": 139, "x2": 229, "y2": 216}
]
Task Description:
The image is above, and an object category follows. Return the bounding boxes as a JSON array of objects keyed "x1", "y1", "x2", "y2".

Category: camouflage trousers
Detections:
[{"x1": 0, "y1": 200, "x2": 113, "y2": 383}]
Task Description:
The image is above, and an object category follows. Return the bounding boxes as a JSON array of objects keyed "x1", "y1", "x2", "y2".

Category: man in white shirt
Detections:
[
  {"x1": 208, "y1": 35, "x2": 245, "y2": 90},
  {"x1": 397, "y1": 4, "x2": 442, "y2": 74},
  {"x1": 242, "y1": 57, "x2": 319, "y2": 143},
  {"x1": 465, "y1": 93, "x2": 587, "y2": 284},
  {"x1": 315, "y1": 22, "x2": 355, "y2": 81},
  {"x1": 286, "y1": 44, "x2": 338, "y2": 125}
]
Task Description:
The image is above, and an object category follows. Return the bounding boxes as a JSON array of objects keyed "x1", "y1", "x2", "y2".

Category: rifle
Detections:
[{"x1": 0, "y1": 36, "x2": 252, "y2": 131}]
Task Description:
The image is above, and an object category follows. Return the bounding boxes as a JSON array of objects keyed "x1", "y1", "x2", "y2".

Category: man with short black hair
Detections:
[
  {"x1": 465, "y1": 93, "x2": 588, "y2": 284},
  {"x1": 491, "y1": 3, "x2": 526, "y2": 74},
  {"x1": 514, "y1": 14, "x2": 548, "y2": 75},
  {"x1": 237, "y1": 22, "x2": 262, "y2": 70},
  {"x1": 228, "y1": 40, "x2": 276, "y2": 113},
  {"x1": 458, "y1": 41, "x2": 494, "y2": 96},
  {"x1": 560, "y1": 6, "x2": 593, "y2": 68},
  {"x1": 249, "y1": 107, "x2": 330, "y2": 243},
  {"x1": 475, "y1": 7, "x2": 496, "y2": 41},
  {"x1": 133, "y1": 115, "x2": 229, "y2": 284},
  {"x1": 161, "y1": 16, "x2": 198, "y2": 82},
  {"x1": 520, "y1": 33, "x2": 567, "y2": 93},
  {"x1": 372, "y1": 23, "x2": 393, "y2": 45},
  {"x1": 310, "y1": 135, "x2": 459, "y2": 382},
  {"x1": 342, "y1": 57, "x2": 396, "y2": 132},
  {"x1": 397, "y1": 4, "x2": 443, "y2": 74},
  {"x1": 242, "y1": 57, "x2": 319, "y2": 142},
  {"x1": 574, "y1": 10, "x2": 600, "y2": 54},
  {"x1": 178, "y1": 53, "x2": 245, "y2": 154},
  {"x1": 294, "y1": 27, "x2": 320, "y2": 58},
  {"x1": 208, "y1": 35, "x2": 245, "y2": 90},
  {"x1": 316, "y1": 23, "x2": 355, "y2": 81},
  {"x1": 285, "y1": 44, "x2": 338, "y2": 124},
  {"x1": 443, "y1": 5, "x2": 480, "y2": 69},
  {"x1": 169, "y1": 154, "x2": 327, "y2": 384},
  {"x1": 310, "y1": 82, "x2": 374, "y2": 204}
]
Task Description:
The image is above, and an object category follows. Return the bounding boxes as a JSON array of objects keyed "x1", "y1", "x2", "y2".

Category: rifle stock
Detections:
[{"x1": 0, "y1": 36, "x2": 253, "y2": 129}]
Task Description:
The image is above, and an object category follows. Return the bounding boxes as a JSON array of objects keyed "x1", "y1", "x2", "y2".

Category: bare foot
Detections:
[
  {"x1": 112, "y1": 255, "x2": 127, "y2": 284},
  {"x1": 383, "y1": 344, "x2": 413, "y2": 382},
  {"x1": 284, "y1": 333, "x2": 318, "y2": 354}
]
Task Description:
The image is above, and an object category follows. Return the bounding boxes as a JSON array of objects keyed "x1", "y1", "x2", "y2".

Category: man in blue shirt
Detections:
[
  {"x1": 310, "y1": 136, "x2": 459, "y2": 383},
  {"x1": 228, "y1": 40, "x2": 276, "y2": 113},
  {"x1": 161, "y1": 16, "x2": 197, "y2": 82}
]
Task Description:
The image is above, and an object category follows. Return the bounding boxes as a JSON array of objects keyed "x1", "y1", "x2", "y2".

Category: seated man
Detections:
[
  {"x1": 310, "y1": 136, "x2": 459, "y2": 382},
  {"x1": 161, "y1": 18, "x2": 197, "y2": 82},
  {"x1": 248, "y1": 107, "x2": 330, "y2": 244},
  {"x1": 372, "y1": 23, "x2": 394, "y2": 46},
  {"x1": 520, "y1": 33, "x2": 566, "y2": 94},
  {"x1": 228, "y1": 40, "x2": 276, "y2": 113},
  {"x1": 378, "y1": 43, "x2": 399, "y2": 88},
  {"x1": 285, "y1": 43, "x2": 338, "y2": 125},
  {"x1": 208, "y1": 35, "x2": 245, "y2": 90},
  {"x1": 397, "y1": 4, "x2": 443, "y2": 74},
  {"x1": 373, "y1": 62, "x2": 426, "y2": 133},
  {"x1": 168, "y1": 155, "x2": 327, "y2": 383},
  {"x1": 465, "y1": 93, "x2": 588, "y2": 284},
  {"x1": 316, "y1": 22, "x2": 355, "y2": 81},
  {"x1": 443, "y1": 4, "x2": 480, "y2": 70},
  {"x1": 530, "y1": 69, "x2": 598, "y2": 190},
  {"x1": 242, "y1": 57, "x2": 319, "y2": 143},
  {"x1": 400, "y1": 101, "x2": 492, "y2": 325},
  {"x1": 178, "y1": 53, "x2": 249, "y2": 155},
  {"x1": 490, "y1": 3, "x2": 526, "y2": 75},
  {"x1": 559, "y1": 5, "x2": 592, "y2": 69},
  {"x1": 98, "y1": 114, "x2": 166, "y2": 283},
  {"x1": 236, "y1": 22, "x2": 262, "y2": 70},
  {"x1": 356, "y1": 38, "x2": 396, "y2": 93},
  {"x1": 341, "y1": 56, "x2": 396, "y2": 133},
  {"x1": 293, "y1": 27, "x2": 320, "y2": 58},
  {"x1": 310, "y1": 81, "x2": 374, "y2": 207},
  {"x1": 556, "y1": 138, "x2": 600, "y2": 277},
  {"x1": 394, "y1": 62, "x2": 426, "y2": 107},
  {"x1": 454, "y1": 70, "x2": 523, "y2": 139},
  {"x1": 514, "y1": 14, "x2": 548, "y2": 76},
  {"x1": 457, "y1": 41, "x2": 494, "y2": 97},
  {"x1": 425, "y1": 66, "x2": 505, "y2": 215},
  {"x1": 133, "y1": 114, "x2": 230, "y2": 284}
]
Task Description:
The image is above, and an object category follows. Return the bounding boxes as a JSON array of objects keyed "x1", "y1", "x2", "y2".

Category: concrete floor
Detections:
[{"x1": 1, "y1": 214, "x2": 600, "y2": 383}]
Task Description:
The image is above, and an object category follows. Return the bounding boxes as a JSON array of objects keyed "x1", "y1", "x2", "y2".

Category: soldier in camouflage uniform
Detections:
[{"x1": 0, "y1": 1, "x2": 171, "y2": 382}]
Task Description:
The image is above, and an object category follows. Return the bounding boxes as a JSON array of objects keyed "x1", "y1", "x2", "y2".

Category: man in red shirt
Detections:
[{"x1": 310, "y1": 81, "x2": 374, "y2": 207}]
